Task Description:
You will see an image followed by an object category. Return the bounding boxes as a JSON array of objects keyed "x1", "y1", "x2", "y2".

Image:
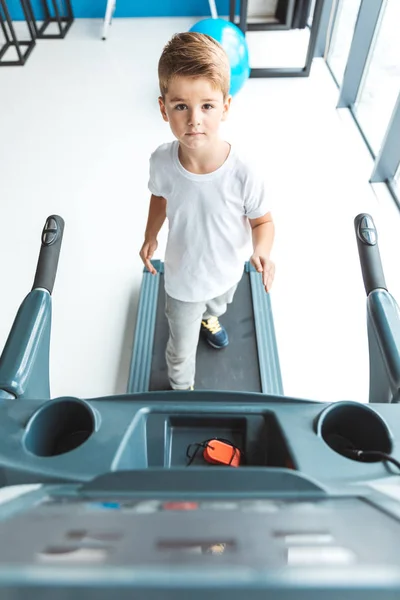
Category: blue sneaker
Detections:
[{"x1": 201, "y1": 316, "x2": 229, "y2": 349}]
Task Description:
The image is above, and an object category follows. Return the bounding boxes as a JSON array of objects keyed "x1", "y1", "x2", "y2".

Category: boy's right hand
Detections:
[{"x1": 139, "y1": 238, "x2": 158, "y2": 275}]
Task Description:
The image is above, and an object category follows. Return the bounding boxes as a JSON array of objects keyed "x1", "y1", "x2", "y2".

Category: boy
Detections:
[{"x1": 139, "y1": 32, "x2": 275, "y2": 391}]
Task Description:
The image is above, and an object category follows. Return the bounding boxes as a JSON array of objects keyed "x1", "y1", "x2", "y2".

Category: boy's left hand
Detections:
[{"x1": 250, "y1": 254, "x2": 275, "y2": 292}]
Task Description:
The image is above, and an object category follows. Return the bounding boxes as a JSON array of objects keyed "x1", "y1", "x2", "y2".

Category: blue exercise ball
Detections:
[{"x1": 189, "y1": 18, "x2": 250, "y2": 96}]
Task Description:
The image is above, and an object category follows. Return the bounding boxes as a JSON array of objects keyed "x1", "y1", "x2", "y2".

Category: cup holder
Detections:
[
  {"x1": 315, "y1": 401, "x2": 392, "y2": 463},
  {"x1": 24, "y1": 398, "x2": 96, "y2": 457}
]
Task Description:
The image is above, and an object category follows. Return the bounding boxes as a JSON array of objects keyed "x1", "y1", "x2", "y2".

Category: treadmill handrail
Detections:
[
  {"x1": 32, "y1": 215, "x2": 65, "y2": 295},
  {"x1": 354, "y1": 213, "x2": 387, "y2": 296}
]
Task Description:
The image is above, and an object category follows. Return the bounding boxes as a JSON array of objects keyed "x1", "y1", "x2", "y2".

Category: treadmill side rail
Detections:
[
  {"x1": 128, "y1": 261, "x2": 163, "y2": 393},
  {"x1": 248, "y1": 263, "x2": 284, "y2": 395}
]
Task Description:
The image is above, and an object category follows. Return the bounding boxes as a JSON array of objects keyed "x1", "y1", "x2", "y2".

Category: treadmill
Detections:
[{"x1": 0, "y1": 213, "x2": 399, "y2": 599}]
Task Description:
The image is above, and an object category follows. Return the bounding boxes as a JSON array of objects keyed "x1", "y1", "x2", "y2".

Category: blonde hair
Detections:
[{"x1": 158, "y1": 32, "x2": 230, "y2": 99}]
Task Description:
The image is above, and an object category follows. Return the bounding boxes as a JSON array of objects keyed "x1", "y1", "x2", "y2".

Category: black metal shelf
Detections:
[
  {"x1": 0, "y1": 0, "x2": 35, "y2": 66},
  {"x1": 32, "y1": 0, "x2": 74, "y2": 39},
  {"x1": 0, "y1": 0, "x2": 74, "y2": 67}
]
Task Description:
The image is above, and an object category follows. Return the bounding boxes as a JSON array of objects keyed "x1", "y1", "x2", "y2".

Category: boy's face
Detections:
[{"x1": 159, "y1": 76, "x2": 231, "y2": 150}]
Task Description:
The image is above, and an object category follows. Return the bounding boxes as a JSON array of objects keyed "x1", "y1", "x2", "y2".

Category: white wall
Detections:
[{"x1": 1, "y1": 18, "x2": 399, "y2": 403}]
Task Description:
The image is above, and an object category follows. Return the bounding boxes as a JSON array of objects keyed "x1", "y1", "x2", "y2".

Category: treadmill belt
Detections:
[{"x1": 149, "y1": 271, "x2": 262, "y2": 392}]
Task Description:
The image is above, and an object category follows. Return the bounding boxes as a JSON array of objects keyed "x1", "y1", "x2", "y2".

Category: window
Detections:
[
  {"x1": 395, "y1": 164, "x2": 400, "y2": 184},
  {"x1": 327, "y1": 0, "x2": 363, "y2": 85},
  {"x1": 394, "y1": 164, "x2": 400, "y2": 192},
  {"x1": 353, "y1": 0, "x2": 400, "y2": 154}
]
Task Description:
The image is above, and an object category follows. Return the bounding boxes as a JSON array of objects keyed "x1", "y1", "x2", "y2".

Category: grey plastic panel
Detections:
[
  {"x1": 0, "y1": 290, "x2": 51, "y2": 400},
  {"x1": 0, "y1": 484, "x2": 400, "y2": 597},
  {"x1": 0, "y1": 585, "x2": 397, "y2": 600},
  {"x1": 0, "y1": 394, "x2": 399, "y2": 487},
  {"x1": 367, "y1": 289, "x2": 400, "y2": 403}
]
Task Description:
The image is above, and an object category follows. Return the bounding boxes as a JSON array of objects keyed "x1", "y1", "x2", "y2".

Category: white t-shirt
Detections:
[{"x1": 148, "y1": 140, "x2": 270, "y2": 302}]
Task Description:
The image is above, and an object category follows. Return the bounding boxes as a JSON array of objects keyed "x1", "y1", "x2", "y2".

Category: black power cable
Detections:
[
  {"x1": 326, "y1": 433, "x2": 400, "y2": 470},
  {"x1": 347, "y1": 449, "x2": 400, "y2": 470}
]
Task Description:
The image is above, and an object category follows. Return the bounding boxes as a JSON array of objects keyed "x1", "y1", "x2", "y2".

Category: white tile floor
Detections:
[{"x1": 1, "y1": 17, "x2": 399, "y2": 403}]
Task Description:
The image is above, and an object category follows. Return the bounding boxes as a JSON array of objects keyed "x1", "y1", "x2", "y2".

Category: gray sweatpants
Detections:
[{"x1": 165, "y1": 284, "x2": 238, "y2": 390}]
